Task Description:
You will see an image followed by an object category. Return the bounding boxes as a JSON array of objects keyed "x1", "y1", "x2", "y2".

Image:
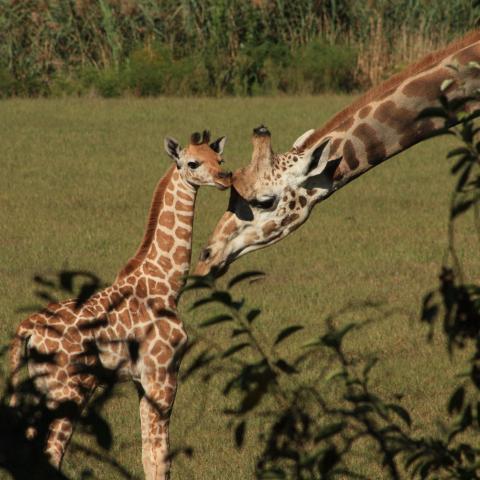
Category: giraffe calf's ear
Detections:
[
  {"x1": 164, "y1": 137, "x2": 182, "y2": 164},
  {"x1": 210, "y1": 136, "x2": 227, "y2": 154}
]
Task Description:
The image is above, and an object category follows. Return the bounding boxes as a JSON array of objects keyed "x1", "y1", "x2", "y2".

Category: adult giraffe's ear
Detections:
[
  {"x1": 302, "y1": 137, "x2": 333, "y2": 177},
  {"x1": 300, "y1": 137, "x2": 342, "y2": 190},
  {"x1": 164, "y1": 137, "x2": 182, "y2": 166},
  {"x1": 210, "y1": 136, "x2": 227, "y2": 154}
]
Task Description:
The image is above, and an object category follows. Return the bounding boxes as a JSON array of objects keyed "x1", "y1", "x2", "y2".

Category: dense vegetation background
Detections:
[{"x1": 1, "y1": 0, "x2": 479, "y2": 98}]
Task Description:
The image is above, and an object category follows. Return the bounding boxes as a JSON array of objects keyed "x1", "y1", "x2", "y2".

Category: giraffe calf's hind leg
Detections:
[{"x1": 45, "y1": 417, "x2": 74, "y2": 469}]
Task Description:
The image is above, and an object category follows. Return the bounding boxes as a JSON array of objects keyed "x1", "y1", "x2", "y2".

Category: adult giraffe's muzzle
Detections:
[{"x1": 194, "y1": 210, "x2": 238, "y2": 277}]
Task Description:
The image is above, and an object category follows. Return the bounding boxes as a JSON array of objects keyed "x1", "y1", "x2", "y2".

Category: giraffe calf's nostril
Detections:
[
  {"x1": 218, "y1": 171, "x2": 232, "y2": 179},
  {"x1": 199, "y1": 248, "x2": 211, "y2": 262}
]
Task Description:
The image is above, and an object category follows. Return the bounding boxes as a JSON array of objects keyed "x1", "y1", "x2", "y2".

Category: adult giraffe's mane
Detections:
[
  {"x1": 301, "y1": 30, "x2": 480, "y2": 150},
  {"x1": 117, "y1": 165, "x2": 175, "y2": 280}
]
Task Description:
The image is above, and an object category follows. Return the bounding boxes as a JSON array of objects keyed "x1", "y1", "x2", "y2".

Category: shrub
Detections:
[
  {"x1": 127, "y1": 43, "x2": 172, "y2": 96},
  {"x1": 0, "y1": 68, "x2": 15, "y2": 98},
  {"x1": 298, "y1": 40, "x2": 358, "y2": 93},
  {"x1": 93, "y1": 68, "x2": 124, "y2": 98}
]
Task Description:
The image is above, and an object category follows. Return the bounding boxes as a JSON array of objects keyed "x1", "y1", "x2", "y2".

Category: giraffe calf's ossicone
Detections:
[{"x1": 9, "y1": 131, "x2": 230, "y2": 479}]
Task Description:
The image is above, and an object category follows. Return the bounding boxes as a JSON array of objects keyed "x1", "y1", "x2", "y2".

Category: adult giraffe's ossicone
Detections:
[{"x1": 195, "y1": 30, "x2": 480, "y2": 277}]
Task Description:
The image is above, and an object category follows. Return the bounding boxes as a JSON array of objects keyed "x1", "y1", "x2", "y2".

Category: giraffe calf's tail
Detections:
[{"x1": 9, "y1": 320, "x2": 32, "y2": 407}]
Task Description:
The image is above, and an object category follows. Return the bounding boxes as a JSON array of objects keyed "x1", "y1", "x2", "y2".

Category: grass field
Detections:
[{"x1": 1, "y1": 97, "x2": 479, "y2": 479}]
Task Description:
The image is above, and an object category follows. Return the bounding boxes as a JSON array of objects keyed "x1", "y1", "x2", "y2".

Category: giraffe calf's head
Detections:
[
  {"x1": 164, "y1": 130, "x2": 231, "y2": 189},
  {"x1": 195, "y1": 126, "x2": 342, "y2": 277}
]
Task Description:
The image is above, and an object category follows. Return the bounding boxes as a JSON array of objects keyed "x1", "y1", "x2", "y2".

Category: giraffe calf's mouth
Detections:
[{"x1": 214, "y1": 181, "x2": 230, "y2": 190}]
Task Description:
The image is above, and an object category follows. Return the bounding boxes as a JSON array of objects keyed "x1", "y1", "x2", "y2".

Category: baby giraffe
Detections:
[{"x1": 9, "y1": 130, "x2": 231, "y2": 479}]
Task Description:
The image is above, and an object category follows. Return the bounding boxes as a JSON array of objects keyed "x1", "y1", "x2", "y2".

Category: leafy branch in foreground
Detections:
[
  {"x1": 184, "y1": 273, "x2": 416, "y2": 479},
  {"x1": 182, "y1": 101, "x2": 480, "y2": 479}
]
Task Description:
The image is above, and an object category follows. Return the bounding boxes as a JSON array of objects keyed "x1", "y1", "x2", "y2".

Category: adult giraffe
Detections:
[
  {"x1": 10, "y1": 131, "x2": 231, "y2": 479},
  {"x1": 195, "y1": 31, "x2": 480, "y2": 277}
]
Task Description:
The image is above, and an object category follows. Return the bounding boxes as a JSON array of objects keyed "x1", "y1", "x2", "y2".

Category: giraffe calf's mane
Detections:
[
  {"x1": 118, "y1": 129, "x2": 217, "y2": 280},
  {"x1": 301, "y1": 30, "x2": 480, "y2": 150},
  {"x1": 117, "y1": 165, "x2": 175, "y2": 280}
]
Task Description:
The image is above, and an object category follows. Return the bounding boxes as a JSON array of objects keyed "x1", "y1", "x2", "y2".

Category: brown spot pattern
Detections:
[
  {"x1": 281, "y1": 213, "x2": 300, "y2": 226},
  {"x1": 172, "y1": 247, "x2": 189, "y2": 265},
  {"x1": 262, "y1": 220, "x2": 277, "y2": 236},
  {"x1": 402, "y1": 68, "x2": 452, "y2": 101},
  {"x1": 373, "y1": 100, "x2": 415, "y2": 133},
  {"x1": 353, "y1": 123, "x2": 387, "y2": 165},
  {"x1": 343, "y1": 140, "x2": 359, "y2": 169},
  {"x1": 159, "y1": 212, "x2": 175, "y2": 229},
  {"x1": 157, "y1": 232, "x2": 174, "y2": 252},
  {"x1": 359, "y1": 105, "x2": 372, "y2": 119}
]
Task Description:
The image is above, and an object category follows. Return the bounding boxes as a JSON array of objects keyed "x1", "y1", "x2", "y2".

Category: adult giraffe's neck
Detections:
[
  {"x1": 117, "y1": 165, "x2": 197, "y2": 300},
  {"x1": 301, "y1": 32, "x2": 480, "y2": 200}
]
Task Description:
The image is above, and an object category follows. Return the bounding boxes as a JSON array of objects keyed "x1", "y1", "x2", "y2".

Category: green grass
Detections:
[{"x1": 0, "y1": 97, "x2": 479, "y2": 479}]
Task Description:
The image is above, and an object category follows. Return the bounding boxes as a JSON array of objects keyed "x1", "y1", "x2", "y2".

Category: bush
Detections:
[
  {"x1": 127, "y1": 43, "x2": 172, "y2": 96},
  {"x1": 298, "y1": 40, "x2": 358, "y2": 93},
  {"x1": 0, "y1": 68, "x2": 15, "y2": 98}
]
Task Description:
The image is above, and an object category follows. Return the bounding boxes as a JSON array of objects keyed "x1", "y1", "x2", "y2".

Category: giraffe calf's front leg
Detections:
[
  {"x1": 139, "y1": 364, "x2": 179, "y2": 480},
  {"x1": 139, "y1": 394, "x2": 172, "y2": 480}
]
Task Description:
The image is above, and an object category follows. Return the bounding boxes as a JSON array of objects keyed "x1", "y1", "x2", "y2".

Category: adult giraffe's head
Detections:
[
  {"x1": 164, "y1": 130, "x2": 231, "y2": 189},
  {"x1": 195, "y1": 125, "x2": 342, "y2": 276}
]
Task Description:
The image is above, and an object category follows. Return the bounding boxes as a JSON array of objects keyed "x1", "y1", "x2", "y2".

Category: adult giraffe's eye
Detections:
[
  {"x1": 250, "y1": 197, "x2": 276, "y2": 210},
  {"x1": 188, "y1": 161, "x2": 200, "y2": 169}
]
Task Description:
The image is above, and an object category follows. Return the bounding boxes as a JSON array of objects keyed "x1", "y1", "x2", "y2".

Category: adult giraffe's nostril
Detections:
[
  {"x1": 199, "y1": 248, "x2": 211, "y2": 262},
  {"x1": 218, "y1": 171, "x2": 232, "y2": 179}
]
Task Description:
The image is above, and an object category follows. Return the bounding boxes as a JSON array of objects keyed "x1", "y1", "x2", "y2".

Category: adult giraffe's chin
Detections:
[{"x1": 195, "y1": 31, "x2": 480, "y2": 278}]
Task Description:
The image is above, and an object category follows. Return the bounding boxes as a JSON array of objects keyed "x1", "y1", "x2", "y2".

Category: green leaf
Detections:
[
  {"x1": 321, "y1": 323, "x2": 356, "y2": 349},
  {"x1": 455, "y1": 163, "x2": 474, "y2": 192},
  {"x1": 388, "y1": 404, "x2": 412, "y2": 427},
  {"x1": 460, "y1": 404, "x2": 473, "y2": 430},
  {"x1": 228, "y1": 271, "x2": 265, "y2": 289},
  {"x1": 314, "y1": 422, "x2": 345, "y2": 441},
  {"x1": 447, "y1": 147, "x2": 471, "y2": 159},
  {"x1": 232, "y1": 328, "x2": 249, "y2": 338},
  {"x1": 446, "y1": 62, "x2": 460, "y2": 72},
  {"x1": 325, "y1": 368, "x2": 346, "y2": 382},
  {"x1": 234, "y1": 420, "x2": 246, "y2": 448},
  {"x1": 451, "y1": 155, "x2": 470, "y2": 174},
  {"x1": 468, "y1": 60, "x2": 480, "y2": 70},
  {"x1": 451, "y1": 198, "x2": 474, "y2": 218},
  {"x1": 440, "y1": 78, "x2": 454, "y2": 92},
  {"x1": 362, "y1": 357, "x2": 378, "y2": 379},
  {"x1": 199, "y1": 314, "x2": 233, "y2": 328},
  {"x1": 274, "y1": 359, "x2": 297, "y2": 374},
  {"x1": 417, "y1": 107, "x2": 450, "y2": 120},
  {"x1": 273, "y1": 325, "x2": 304, "y2": 346},
  {"x1": 221, "y1": 343, "x2": 249, "y2": 358},
  {"x1": 246, "y1": 308, "x2": 261, "y2": 324}
]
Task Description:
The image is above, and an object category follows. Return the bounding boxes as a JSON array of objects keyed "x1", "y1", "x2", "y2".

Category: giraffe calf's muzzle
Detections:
[{"x1": 214, "y1": 171, "x2": 232, "y2": 189}]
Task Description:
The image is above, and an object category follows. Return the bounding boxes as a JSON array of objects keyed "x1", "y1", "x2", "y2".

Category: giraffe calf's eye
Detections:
[
  {"x1": 188, "y1": 161, "x2": 200, "y2": 169},
  {"x1": 250, "y1": 197, "x2": 276, "y2": 210}
]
